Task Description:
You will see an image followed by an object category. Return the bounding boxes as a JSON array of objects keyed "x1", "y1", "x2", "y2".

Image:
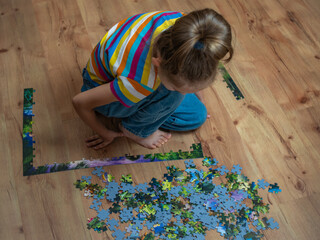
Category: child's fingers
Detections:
[
  {"x1": 87, "y1": 138, "x2": 103, "y2": 147},
  {"x1": 86, "y1": 134, "x2": 100, "y2": 142},
  {"x1": 93, "y1": 140, "x2": 112, "y2": 150},
  {"x1": 94, "y1": 143, "x2": 107, "y2": 150},
  {"x1": 115, "y1": 132, "x2": 124, "y2": 137}
]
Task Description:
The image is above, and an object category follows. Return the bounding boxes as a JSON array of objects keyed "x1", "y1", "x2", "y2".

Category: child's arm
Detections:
[{"x1": 72, "y1": 83, "x2": 123, "y2": 149}]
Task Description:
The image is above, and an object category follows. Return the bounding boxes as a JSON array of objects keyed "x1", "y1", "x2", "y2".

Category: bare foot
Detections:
[{"x1": 119, "y1": 123, "x2": 171, "y2": 149}]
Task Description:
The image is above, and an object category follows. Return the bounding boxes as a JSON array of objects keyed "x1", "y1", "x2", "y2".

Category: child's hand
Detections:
[{"x1": 85, "y1": 131, "x2": 123, "y2": 150}]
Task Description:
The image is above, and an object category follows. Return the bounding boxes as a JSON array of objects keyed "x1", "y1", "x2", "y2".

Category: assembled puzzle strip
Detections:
[
  {"x1": 23, "y1": 143, "x2": 203, "y2": 176},
  {"x1": 23, "y1": 88, "x2": 35, "y2": 175},
  {"x1": 22, "y1": 88, "x2": 203, "y2": 176},
  {"x1": 218, "y1": 63, "x2": 244, "y2": 100}
]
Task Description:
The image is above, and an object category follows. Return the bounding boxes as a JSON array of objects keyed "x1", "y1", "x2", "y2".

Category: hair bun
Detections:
[
  {"x1": 194, "y1": 41, "x2": 205, "y2": 50},
  {"x1": 154, "y1": 8, "x2": 233, "y2": 85}
]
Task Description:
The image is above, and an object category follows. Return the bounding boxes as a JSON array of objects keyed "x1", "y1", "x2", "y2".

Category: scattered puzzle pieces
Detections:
[{"x1": 74, "y1": 158, "x2": 281, "y2": 239}]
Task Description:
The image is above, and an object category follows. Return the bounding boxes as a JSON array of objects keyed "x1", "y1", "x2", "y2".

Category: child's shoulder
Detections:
[{"x1": 119, "y1": 11, "x2": 184, "y2": 24}]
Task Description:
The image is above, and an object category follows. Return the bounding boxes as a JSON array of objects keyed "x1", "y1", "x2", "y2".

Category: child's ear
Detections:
[{"x1": 151, "y1": 56, "x2": 161, "y2": 68}]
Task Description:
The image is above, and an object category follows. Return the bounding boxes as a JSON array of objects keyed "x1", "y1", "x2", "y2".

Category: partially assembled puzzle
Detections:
[
  {"x1": 22, "y1": 67, "x2": 243, "y2": 175},
  {"x1": 22, "y1": 88, "x2": 203, "y2": 176},
  {"x1": 75, "y1": 159, "x2": 281, "y2": 239}
]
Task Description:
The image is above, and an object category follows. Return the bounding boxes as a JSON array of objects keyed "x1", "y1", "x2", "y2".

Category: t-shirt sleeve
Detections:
[{"x1": 110, "y1": 75, "x2": 154, "y2": 108}]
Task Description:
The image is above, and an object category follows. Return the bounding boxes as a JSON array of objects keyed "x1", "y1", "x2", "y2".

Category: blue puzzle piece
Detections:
[
  {"x1": 97, "y1": 209, "x2": 110, "y2": 221},
  {"x1": 134, "y1": 182, "x2": 149, "y2": 192},
  {"x1": 184, "y1": 159, "x2": 196, "y2": 168},
  {"x1": 169, "y1": 185, "x2": 182, "y2": 197},
  {"x1": 120, "y1": 182, "x2": 136, "y2": 194},
  {"x1": 231, "y1": 164, "x2": 242, "y2": 175},
  {"x1": 216, "y1": 165, "x2": 229, "y2": 175},
  {"x1": 112, "y1": 229, "x2": 127, "y2": 240},
  {"x1": 154, "y1": 210, "x2": 171, "y2": 226},
  {"x1": 132, "y1": 218, "x2": 144, "y2": 230},
  {"x1": 145, "y1": 220, "x2": 155, "y2": 230},
  {"x1": 127, "y1": 229, "x2": 139, "y2": 239},
  {"x1": 106, "y1": 181, "x2": 121, "y2": 201},
  {"x1": 119, "y1": 208, "x2": 132, "y2": 223},
  {"x1": 213, "y1": 185, "x2": 228, "y2": 195},
  {"x1": 267, "y1": 217, "x2": 279, "y2": 229},
  {"x1": 221, "y1": 198, "x2": 237, "y2": 211},
  {"x1": 107, "y1": 218, "x2": 120, "y2": 230},
  {"x1": 82, "y1": 176, "x2": 92, "y2": 184},
  {"x1": 90, "y1": 199, "x2": 102, "y2": 211},
  {"x1": 189, "y1": 193, "x2": 204, "y2": 205},
  {"x1": 257, "y1": 179, "x2": 270, "y2": 189},
  {"x1": 92, "y1": 167, "x2": 104, "y2": 177}
]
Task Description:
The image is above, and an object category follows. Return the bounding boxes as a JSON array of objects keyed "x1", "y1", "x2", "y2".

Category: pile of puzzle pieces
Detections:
[{"x1": 74, "y1": 158, "x2": 281, "y2": 239}]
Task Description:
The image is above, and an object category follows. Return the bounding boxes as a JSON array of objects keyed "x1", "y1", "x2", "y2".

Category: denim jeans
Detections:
[{"x1": 81, "y1": 68, "x2": 207, "y2": 138}]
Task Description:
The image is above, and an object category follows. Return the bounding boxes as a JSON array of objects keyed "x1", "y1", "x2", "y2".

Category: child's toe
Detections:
[{"x1": 162, "y1": 132, "x2": 171, "y2": 139}]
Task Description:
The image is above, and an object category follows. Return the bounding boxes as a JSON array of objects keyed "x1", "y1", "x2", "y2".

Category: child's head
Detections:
[{"x1": 153, "y1": 8, "x2": 233, "y2": 93}]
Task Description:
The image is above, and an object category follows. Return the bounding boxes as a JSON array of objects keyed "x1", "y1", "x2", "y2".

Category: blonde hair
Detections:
[{"x1": 154, "y1": 8, "x2": 233, "y2": 87}]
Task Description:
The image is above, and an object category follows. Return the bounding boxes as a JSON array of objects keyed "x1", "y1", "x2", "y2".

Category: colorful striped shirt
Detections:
[{"x1": 86, "y1": 11, "x2": 184, "y2": 107}]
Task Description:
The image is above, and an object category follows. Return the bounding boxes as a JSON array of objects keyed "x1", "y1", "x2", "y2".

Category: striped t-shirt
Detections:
[{"x1": 86, "y1": 11, "x2": 184, "y2": 107}]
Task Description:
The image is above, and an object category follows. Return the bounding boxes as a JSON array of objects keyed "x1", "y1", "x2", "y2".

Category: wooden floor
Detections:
[{"x1": 1, "y1": 0, "x2": 319, "y2": 239}]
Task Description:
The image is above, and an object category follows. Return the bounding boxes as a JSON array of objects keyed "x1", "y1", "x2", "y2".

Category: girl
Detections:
[{"x1": 73, "y1": 8, "x2": 233, "y2": 150}]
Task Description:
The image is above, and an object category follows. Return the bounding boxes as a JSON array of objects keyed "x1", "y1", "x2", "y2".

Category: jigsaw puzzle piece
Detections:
[
  {"x1": 82, "y1": 176, "x2": 92, "y2": 184},
  {"x1": 257, "y1": 179, "x2": 269, "y2": 189},
  {"x1": 90, "y1": 199, "x2": 102, "y2": 211},
  {"x1": 216, "y1": 165, "x2": 229, "y2": 175},
  {"x1": 92, "y1": 167, "x2": 104, "y2": 177},
  {"x1": 231, "y1": 164, "x2": 242, "y2": 175},
  {"x1": 97, "y1": 209, "x2": 110, "y2": 221},
  {"x1": 112, "y1": 229, "x2": 127, "y2": 240},
  {"x1": 268, "y1": 183, "x2": 282, "y2": 194}
]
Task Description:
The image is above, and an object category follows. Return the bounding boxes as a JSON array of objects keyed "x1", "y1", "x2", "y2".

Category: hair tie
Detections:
[{"x1": 194, "y1": 41, "x2": 205, "y2": 50}]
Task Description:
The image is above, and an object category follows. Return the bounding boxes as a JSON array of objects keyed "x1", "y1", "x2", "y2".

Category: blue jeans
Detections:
[{"x1": 81, "y1": 68, "x2": 207, "y2": 138}]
